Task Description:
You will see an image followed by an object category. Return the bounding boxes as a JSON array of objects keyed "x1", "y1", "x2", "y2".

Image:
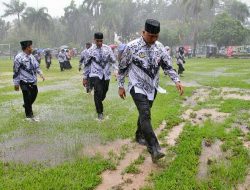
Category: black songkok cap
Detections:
[
  {"x1": 94, "y1": 32, "x2": 103, "y2": 39},
  {"x1": 20, "y1": 40, "x2": 32, "y2": 49},
  {"x1": 145, "y1": 19, "x2": 160, "y2": 34}
]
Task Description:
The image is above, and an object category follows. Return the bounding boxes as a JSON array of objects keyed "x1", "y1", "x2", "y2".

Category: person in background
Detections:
[
  {"x1": 79, "y1": 42, "x2": 93, "y2": 93},
  {"x1": 176, "y1": 46, "x2": 185, "y2": 76},
  {"x1": 45, "y1": 49, "x2": 52, "y2": 70},
  {"x1": 13, "y1": 40, "x2": 45, "y2": 121},
  {"x1": 64, "y1": 49, "x2": 72, "y2": 69},
  {"x1": 83, "y1": 32, "x2": 116, "y2": 120},
  {"x1": 118, "y1": 19, "x2": 184, "y2": 163},
  {"x1": 58, "y1": 49, "x2": 66, "y2": 72},
  {"x1": 33, "y1": 49, "x2": 41, "y2": 64}
]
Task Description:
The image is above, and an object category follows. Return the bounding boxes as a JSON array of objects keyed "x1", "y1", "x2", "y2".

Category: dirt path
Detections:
[{"x1": 95, "y1": 87, "x2": 249, "y2": 190}]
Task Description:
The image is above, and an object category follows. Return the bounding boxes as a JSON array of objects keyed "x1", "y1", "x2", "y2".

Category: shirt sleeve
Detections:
[
  {"x1": 118, "y1": 46, "x2": 132, "y2": 88},
  {"x1": 161, "y1": 50, "x2": 180, "y2": 83},
  {"x1": 83, "y1": 50, "x2": 91, "y2": 79},
  {"x1": 13, "y1": 57, "x2": 21, "y2": 85}
]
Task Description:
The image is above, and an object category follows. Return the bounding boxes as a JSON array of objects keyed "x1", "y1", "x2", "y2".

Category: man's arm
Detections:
[
  {"x1": 117, "y1": 46, "x2": 132, "y2": 99},
  {"x1": 13, "y1": 57, "x2": 21, "y2": 91}
]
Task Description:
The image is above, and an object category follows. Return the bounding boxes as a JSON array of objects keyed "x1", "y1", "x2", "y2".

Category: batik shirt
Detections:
[
  {"x1": 79, "y1": 49, "x2": 88, "y2": 70},
  {"x1": 83, "y1": 44, "x2": 116, "y2": 80},
  {"x1": 13, "y1": 52, "x2": 43, "y2": 85},
  {"x1": 118, "y1": 36, "x2": 180, "y2": 100},
  {"x1": 58, "y1": 52, "x2": 65, "y2": 63}
]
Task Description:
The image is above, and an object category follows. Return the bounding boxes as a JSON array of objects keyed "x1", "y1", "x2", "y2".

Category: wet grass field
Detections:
[{"x1": 0, "y1": 57, "x2": 249, "y2": 189}]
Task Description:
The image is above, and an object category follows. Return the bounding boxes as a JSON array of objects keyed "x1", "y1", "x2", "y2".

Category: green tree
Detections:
[
  {"x1": 0, "y1": 18, "x2": 10, "y2": 41},
  {"x1": 174, "y1": 0, "x2": 215, "y2": 56},
  {"x1": 22, "y1": 7, "x2": 52, "y2": 46},
  {"x1": 210, "y1": 13, "x2": 249, "y2": 47},
  {"x1": 2, "y1": 0, "x2": 26, "y2": 27},
  {"x1": 226, "y1": 0, "x2": 250, "y2": 23}
]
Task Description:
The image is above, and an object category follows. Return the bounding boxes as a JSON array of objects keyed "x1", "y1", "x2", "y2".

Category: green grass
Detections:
[
  {"x1": 0, "y1": 57, "x2": 250, "y2": 189},
  {"x1": 122, "y1": 154, "x2": 145, "y2": 174},
  {"x1": 0, "y1": 156, "x2": 112, "y2": 190}
]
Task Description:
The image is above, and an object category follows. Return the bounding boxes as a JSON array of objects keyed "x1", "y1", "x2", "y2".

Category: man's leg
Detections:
[
  {"x1": 135, "y1": 116, "x2": 147, "y2": 145},
  {"x1": 20, "y1": 83, "x2": 33, "y2": 118},
  {"x1": 30, "y1": 85, "x2": 38, "y2": 116},
  {"x1": 130, "y1": 87, "x2": 164, "y2": 162},
  {"x1": 102, "y1": 79, "x2": 110, "y2": 101},
  {"x1": 92, "y1": 77, "x2": 104, "y2": 119}
]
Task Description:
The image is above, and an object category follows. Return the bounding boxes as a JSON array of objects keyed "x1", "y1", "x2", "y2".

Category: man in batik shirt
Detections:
[
  {"x1": 13, "y1": 40, "x2": 45, "y2": 121},
  {"x1": 79, "y1": 42, "x2": 93, "y2": 93},
  {"x1": 58, "y1": 49, "x2": 66, "y2": 71},
  {"x1": 176, "y1": 46, "x2": 185, "y2": 76},
  {"x1": 83, "y1": 32, "x2": 116, "y2": 120},
  {"x1": 118, "y1": 19, "x2": 184, "y2": 162}
]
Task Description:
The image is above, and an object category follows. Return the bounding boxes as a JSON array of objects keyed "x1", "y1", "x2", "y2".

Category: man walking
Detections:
[
  {"x1": 79, "y1": 42, "x2": 92, "y2": 93},
  {"x1": 83, "y1": 32, "x2": 116, "y2": 120},
  {"x1": 118, "y1": 19, "x2": 184, "y2": 162},
  {"x1": 13, "y1": 40, "x2": 45, "y2": 121}
]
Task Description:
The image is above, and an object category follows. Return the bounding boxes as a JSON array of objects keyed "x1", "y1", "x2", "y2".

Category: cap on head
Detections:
[
  {"x1": 94, "y1": 32, "x2": 103, "y2": 39},
  {"x1": 145, "y1": 19, "x2": 160, "y2": 34},
  {"x1": 20, "y1": 40, "x2": 32, "y2": 49}
]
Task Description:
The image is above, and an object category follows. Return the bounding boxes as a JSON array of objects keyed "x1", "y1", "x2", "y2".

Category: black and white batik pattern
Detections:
[
  {"x1": 58, "y1": 52, "x2": 66, "y2": 63},
  {"x1": 13, "y1": 52, "x2": 42, "y2": 85},
  {"x1": 118, "y1": 36, "x2": 179, "y2": 100},
  {"x1": 83, "y1": 44, "x2": 116, "y2": 80}
]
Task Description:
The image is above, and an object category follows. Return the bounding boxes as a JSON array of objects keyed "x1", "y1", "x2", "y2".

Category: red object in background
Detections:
[
  {"x1": 184, "y1": 45, "x2": 191, "y2": 55},
  {"x1": 227, "y1": 46, "x2": 233, "y2": 57},
  {"x1": 109, "y1": 44, "x2": 117, "y2": 49}
]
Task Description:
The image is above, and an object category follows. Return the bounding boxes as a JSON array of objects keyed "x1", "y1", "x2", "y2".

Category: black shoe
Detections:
[
  {"x1": 149, "y1": 146, "x2": 165, "y2": 163},
  {"x1": 98, "y1": 113, "x2": 104, "y2": 120}
]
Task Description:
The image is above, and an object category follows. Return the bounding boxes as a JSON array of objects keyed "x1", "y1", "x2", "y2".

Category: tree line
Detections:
[{"x1": 0, "y1": 0, "x2": 249, "y2": 55}]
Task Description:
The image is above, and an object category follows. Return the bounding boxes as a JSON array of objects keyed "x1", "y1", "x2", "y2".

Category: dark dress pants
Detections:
[
  {"x1": 130, "y1": 87, "x2": 160, "y2": 149},
  {"x1": 91, "y1": 77, "x2": 110, "y2": 114},
  {"x1": 20, "y1": 81, "x2": 38, "y2": 118}
]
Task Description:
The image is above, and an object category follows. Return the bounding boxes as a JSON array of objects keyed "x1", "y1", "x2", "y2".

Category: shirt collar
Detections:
[{"x1": 139, "y1": 36, "x2": 157, "y2": 49}]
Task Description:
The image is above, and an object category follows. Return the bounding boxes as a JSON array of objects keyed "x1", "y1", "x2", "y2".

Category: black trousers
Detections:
[
  {"x1": 46, "y1": 61, "x2": 51, "y2": 69},
  {"x1": 20, "y1": 81, "x2": 38, "y2": 118},
  {"x1": 59, "y1": 62, "x2": 64, "y2": 71},
  {"x1": 91, "y1": 77, "x2": 110, "y2": 114},
  {"x1": 130, "y1": 87, "x2": 159, "y2": 148}
]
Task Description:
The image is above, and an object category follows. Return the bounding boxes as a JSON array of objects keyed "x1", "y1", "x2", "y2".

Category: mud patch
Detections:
[
  {"x1": 237, "y1": 172, "x2": 250, "y2": 190},
  {"x1": 95, "y1": 143, "x2": 145, "y2": 190},
  {"x1": 165, "y1": 123, "x2": 185, "y2": 146},
  {"x1": 183, "y1": 87, "x2": 212, "y2": 107},
  {"x1": 183, "y1": 108, "x2": 229, "y2": 125},
  {"x1": 81, "y1": 139, "x2": 130, "y2": 159},
  {"x1": 220, "y1": 88, "x2": 250, "y2": 101},
  {"x1": 95, "y1": 121, "x2": 167, "y2": 190},
  {"x1": 197, "y1": 140, "x2": 223, "y2": 180}
]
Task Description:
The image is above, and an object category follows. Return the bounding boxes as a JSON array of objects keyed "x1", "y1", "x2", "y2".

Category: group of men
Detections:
[
  {"x1": 57, "y1": 49, "x2": 72, "y2": 71},
  {"x1": 13, "y1": 19, "x2": 184, "y2": 163}
]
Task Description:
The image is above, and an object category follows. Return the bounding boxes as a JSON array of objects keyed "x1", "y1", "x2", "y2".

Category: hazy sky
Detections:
[
  {"x1": 0, "y1": 0, "x2": 250, "y2": 21},
  {"x1": 0, "y1": 0, "x2": 81, "y2": 21}
]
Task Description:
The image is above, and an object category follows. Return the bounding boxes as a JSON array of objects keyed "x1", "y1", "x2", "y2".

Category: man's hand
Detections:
[
  {"x1": 83, "y1": 79, "x2": 88, "y2": 87},
  {"x1": 41, "y1": 75, "x2": 45, "y2": 81},
  {"x1": 175, "y1": 82, "x2": 184, "y2": 96},
  {"x1": 118, "y1": 87, "x2": 126, "y2": 99},
  {"x1": 14, "y1": 85, "x2": 19, "y2": 91}
]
